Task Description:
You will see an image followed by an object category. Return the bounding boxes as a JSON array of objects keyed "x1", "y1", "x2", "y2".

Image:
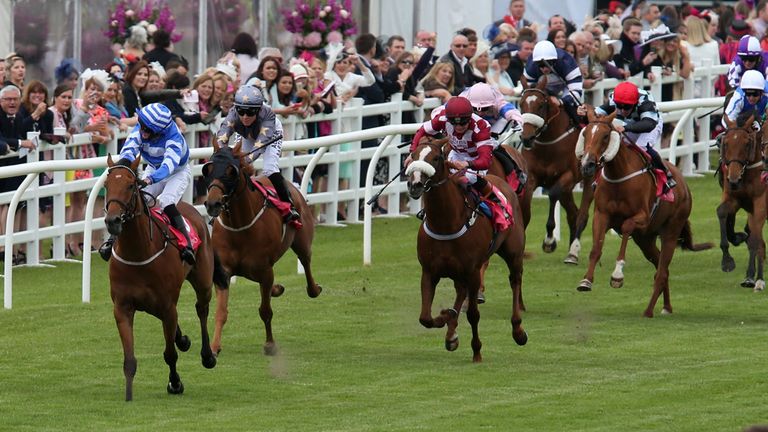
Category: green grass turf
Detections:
[{"x1": 1, "y1": 175, "x2": 767, "y2": 431}]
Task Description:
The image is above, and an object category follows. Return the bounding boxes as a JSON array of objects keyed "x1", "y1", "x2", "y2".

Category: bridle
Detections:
[
  {"x1": 719, "y1": 126, "x2": 761, "y2": 181},
  {"x1": 204, "y1": 151, "x2": 245, "y2": 214},
  {"x1": 104, "y1": 165, "x2": 146, "y2": 223},
  {"x1": 520, "y1": 87, "x2": 561, "y2": 140},
  {"x1": 411, "y1": 142, "x2": 451, "y2": 192}
]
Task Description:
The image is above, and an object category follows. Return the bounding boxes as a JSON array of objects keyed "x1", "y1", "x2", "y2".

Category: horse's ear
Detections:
[
  {"x1": 131, "y1": 156, "x2": 141, "y2": 172},
  {"x1": 606, "y1": 109, "x2": 617, "y2": 123},
  {"x1": 585, "y1": 105, "x2": 596, "y2": 123},
  {"x1": 724, "y1": 113, "x2": 735, "y2": 129},
  {"x1": 746, "y1": 114, "x2": 755, "y2": 128},
  {"x1": 107, "y1": 153, "x2": 114, "y2": 168},
  {"x1": 212, "y1": 138, "x2": 221, "y2": 152},
  {"x1": 521, "y1": 76, "x2": 529, "y2": 90},
  {"x1": 537, "y1": 75, "x2": 547, "y2": 90}
]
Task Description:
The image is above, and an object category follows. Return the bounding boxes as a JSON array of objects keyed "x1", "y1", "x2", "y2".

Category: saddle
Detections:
[
  {"x1": 149, "y1": 208, "x2": 202, "y2": 251},
  {"x1": 251, "y1": 178, "x2": 303, "y2": 230}
]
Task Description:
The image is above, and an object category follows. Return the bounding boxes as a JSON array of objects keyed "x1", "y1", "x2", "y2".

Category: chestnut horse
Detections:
[
  {"x1": 204, "y1": 140, "x2": 322, "y2": 356},
  {"x1": 576, "y1": 109, "x2": 711, "y2": 317},
  {"x1": 407, "y1": 137, "x2": 527, "y2": 362},
  {"x1": 104, "y1": 156, "x2": 221, "y2": 401},
  {"x1": 717, "y1": 114, "x2": 767, "y2": 290},
  {"x1": 519, "y1": 77, "x2": 593, "y2": 264}
]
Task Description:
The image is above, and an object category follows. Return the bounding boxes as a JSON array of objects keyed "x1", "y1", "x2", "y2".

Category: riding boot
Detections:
[
  {"x1": 647, "y1": 146, "x2": 676, "y2": 191},
  {"x1": 98, "y1": 235, "x2": 115, "y2": 261},
  {"x1": 563, "y1": 102, "x2": 584, "y2": 127},
  {"x1": 493, "y1": 147, "x2": 527, "y2": 193},
  {"x1": 268, "y1": 172, "x2": 300, "y2": 222},
  {"x1": 165, "y1": 204, "x2": 196, "y2": 266},
  {"x1": 474, "y1": 177, "x2": 501, "y2": 204}
]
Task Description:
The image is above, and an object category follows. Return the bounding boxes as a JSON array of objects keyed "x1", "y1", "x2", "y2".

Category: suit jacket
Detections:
[
  {"x1": 439, "y1": 51, "x2": 474, "y2": 95},
  {"x1": 0, "y1": 108, "x2": 27, "y2": 155}
]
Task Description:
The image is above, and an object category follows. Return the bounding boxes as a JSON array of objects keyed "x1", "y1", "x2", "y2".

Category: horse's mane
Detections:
[{"x1": 235, "y1": 151, "x2": 256, "y2": 177}]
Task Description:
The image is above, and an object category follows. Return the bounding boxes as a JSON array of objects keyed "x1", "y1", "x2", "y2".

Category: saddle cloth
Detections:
[
  {"x1": 477, "y1": 184, "x2": 514, "y2": 232},
  {"x1": 149, "y1": 208, "x2": 202, "y2": 251},
  {"x1": 251, "y1": 179, "x2": 303, "y2": 230}
]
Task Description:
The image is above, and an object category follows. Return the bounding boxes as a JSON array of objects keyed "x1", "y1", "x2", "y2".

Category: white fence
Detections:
[{"x1": 0, "y1": 63, "x2": 729, "y2": 308}]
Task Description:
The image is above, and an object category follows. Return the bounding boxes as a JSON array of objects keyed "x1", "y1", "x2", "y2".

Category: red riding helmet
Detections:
[
  {"x1": 444, "y1": 97, "x2": 473, "y2": 120},
  {"x1": 613, "y1": 82, "x2": 640, "y2": 106}
]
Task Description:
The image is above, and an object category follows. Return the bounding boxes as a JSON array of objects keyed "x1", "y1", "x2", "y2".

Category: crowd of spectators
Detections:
[{"x1": 0, "y1": 0, "x2": 763, "y2": 261}]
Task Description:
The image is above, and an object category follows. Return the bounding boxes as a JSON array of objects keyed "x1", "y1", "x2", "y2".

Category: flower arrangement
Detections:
[
  {"x1": 281, "y1": 0, "x2": 357, "y2": 49},
  {"x1": 104, "y1": 0, "x2": 183, "y2": 46}
]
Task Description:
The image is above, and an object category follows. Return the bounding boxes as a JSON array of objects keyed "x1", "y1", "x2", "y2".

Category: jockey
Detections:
[
  {"x1": 409, "y1": 96, "x2": 501, "y2": 203},
  {"x1": 461, "y1": 82, "x2": 527, "y2": 192},
  {"x1": 727, "y1": 35, "x2": 768, "y2": 90},
  {"x1": 722, "y1": 69, "x2": 768, "y2": 131},
  {"x1": 583, "y1": 81, "x2": 677, "y2": 192},
  {"x1": 99, "y1": 103, "x2": 196, "y2": 265},
  {"x1": 215, "y1": 85, "x2": 300, "y2": 223},
  {"x1": 523, "y1": 40, "x2": 583, "y2": 131}
]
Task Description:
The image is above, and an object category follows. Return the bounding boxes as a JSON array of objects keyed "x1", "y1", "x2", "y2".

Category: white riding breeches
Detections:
[
  {"x1": 624, "y1": 120, "x2": 663, "y2": 150},
  {"x1": 141, "y1": 164, "x2": 192, "y2": 209},
  {"x1": 448, "y1": 149, "x2": 487, "y2": 184}
]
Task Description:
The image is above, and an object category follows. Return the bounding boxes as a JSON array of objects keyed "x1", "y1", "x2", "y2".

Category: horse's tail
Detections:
[
  {"x1": 212, "y1": 252, "x2": 230, "y2": 289},
  {"x1": 679, "y1": 220, "x2": 714, "y2": 251}
]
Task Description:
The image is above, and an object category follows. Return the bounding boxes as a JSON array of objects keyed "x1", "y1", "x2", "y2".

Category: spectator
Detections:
[
  {"x1": 19, "y1": 80, "x2": 53, "y2": 138},
  {"x1": 459, "y1": 28, "x2": 479, "y2": 59},
  {"x1": 439, "y1": 33, "x2": 474, "y2": 95},
  {"x1": 685, "y1": 16, "x2": 720, "y2": 72},
  {"x1": 658, "y1": 34, "x2": 693, "y2": 101},
  {"x1": 548, "y1": 29, "x2": 568, "y2": 50},
  {"x1": 548, "y1": 15, "x2": 567, "y2": 33},
  {"x1": 386, "y1": 35, "x2": 407, "y2": 65},
  {"x1": 54, "y1": 58, "x2": 80, "y2": 91},
  {"x1": 496, "y1": 0, "x2": 533, "y2": 31},
  {"x1": 163, "y1": 71, "x2": 201, "y2": 126},
  {"x1": 248, "y1": 56, "x2": 281, "y2": 102},
  {"x1": 415, "y1": 30, "x2": 437, "y2": 48},
  {"x1": 700, "y1": 10, "x2": 721, "y2": 43},
  {"x1": 231, "y1": 32, "x2": 259, "y2": 80},
  {"x1": 564, "y1": 39, "x2": 577, "y2": 58},
  {"x1": 146, "y1": 62, "x2": 166, "y2": 91},
  {"x1": 326, "y1": 50, "x2": 375, "y2": 103},
  {"x1": 271, "y1": 69, "x2": 304, "y2": 118},
  {"x1": 637, "y1": 25, "x2": 675, "y2": 83},
  {"x1": 103, "y1": 76, "x2": 131, "y2": 132},
  {"x1": 386, "y1": 51, "x2": 423, "y2": 110},
  {"x1": 5, "y1": 55, "x2": 25, "y2": 89},
  {"x1": 595, "y1": 35, "x2": 625, "y2": 80},
  {"x1": 469, "y1": 41, "x2": 491, "y2": 84},
  {"x1": 488, "y1": 45, "x2": 516, "y2": 96},
  {"x1": 420, "y1": 61, "x2": 456, "y2": 103},
  {"x1": 640, "y1": 3, "x2": 661, "y2": 30},
  {"x1": 614, "y1": 18, "x2": 644, "y2": 76},
  {"x1": 258, "y1": 47, "x2": 284, "y2": 66},
  {"x1": 143, "y1": 29, "x2": 181, "y2": 68},
  {"x1": 507, "y1": 28, "x2": 536, "y2": 86},
  {"x1": 122, "y1": 60, "x2": 150, "y2": 116},
  {"x1": 659, "y1": 5, "x2": 680, "y2": 31}
]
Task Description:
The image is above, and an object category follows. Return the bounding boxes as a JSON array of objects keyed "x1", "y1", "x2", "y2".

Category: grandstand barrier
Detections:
[{"x1": 0, "y1": 63, "x2": 729, "y2": 308}]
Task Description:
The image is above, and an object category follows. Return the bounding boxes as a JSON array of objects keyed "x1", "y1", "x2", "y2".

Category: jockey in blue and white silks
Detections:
[
  {"x1": 523, "y1": 40, "x2": 583, "y2": 124},
  {"x1": 723, "y1": 69, "x2": 768, "y2": 129},
  {"x1": 100, "y1": 103, "x2": 197, "y2": 265}
]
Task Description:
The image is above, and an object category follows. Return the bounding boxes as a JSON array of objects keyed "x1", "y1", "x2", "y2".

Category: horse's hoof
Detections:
[
  {"x1": 542, "y1": 239, "x2": 557, "y2": 253},
  {"x1": 263, "y1": 342, "x2": 278, "y2": 356},
  {"x1": 202, "y1": 354, "x2": 217, "y2": 369},
  {"x1": 177, "y1": 335, "x2": 191, "y2": 352},
  {"x1": 754, "y1": 280, "x2": 766, "y2": 292},
  {"x1": 477, "y1": 291, "x2": 485, "y2": 304},
  {"x1": 722, "y1": 257, "x2": 736, "y2": 273},
  {"x1": 610, "y1": 277, "x2": 624, "y2": 289},
  {"x1": 472, "y1": 353, "x2": 482, "y2": 363},
  {"x1": 741, "y1": 278, "x2": 756, "y2": 288},
  {"x1": 563, "y1": 254, "x2": 578, "y2": 265},
  {"x1": 643, "y1": 310, "x2": 654, "y2": 318},
  {"x1": 445, "y1": 334, "x2": 459, "y2": 351},
  {"x1": 661, "y1": 308, "x2": 672, "y2": 315},
  {"x1": 167, "y1": 381, "x2": 184, "y2": 395},
  {"x1": 271, "y1": 284, "x2": 285, "y2": 297},
  {"x1": 577, "y1": 279, "x2": 592, "y2": 292},
  {"x1": 513, "y1": 330, "x2": 528, "y2": 346},
  {"x1": 308, "y1": 284, "x2": 322, "y2": 298}
]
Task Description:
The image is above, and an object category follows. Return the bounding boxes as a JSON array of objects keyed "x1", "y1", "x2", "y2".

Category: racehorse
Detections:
[
  {"x1": 407, "y1": 137, "x2": 527, "y2": 362},
  {"x1": 204, "y1": 140, "x2": 322, "y2": 356},
  {"x1": 104, "y1": 156, "x2": 221, "y2": 401},
  {"x1": 519, "y1": 76, "x2": 593, "y2": 264},
  {"x1": 576, "y1": 108, "x2": 712, "y2": 317},
  {"x1": 717, "y1": 114, "x2": 766, "y2": 291}
]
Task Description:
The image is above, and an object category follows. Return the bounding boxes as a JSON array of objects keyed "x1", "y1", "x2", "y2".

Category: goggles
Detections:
[
  {"x1": 745, "y1": 90, "x2": 763, "y2": 98},
  {"x1": 138, "y1": 119, "x2": 161, "y2": 140},
  {"x1": 615, "y1": 103, "x2": 634, "y2": 111},
  {"x1": 235, "y1": 106, "x2": 260, "y2": 117},
  {"x1": 741, "y1": 55, "x2": 760, "y2": 63},
  {"x1": 447, "y1": 116, "x2": 470, "y2": 126}
]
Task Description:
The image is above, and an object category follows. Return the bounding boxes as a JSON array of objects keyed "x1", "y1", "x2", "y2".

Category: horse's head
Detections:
[
  {"x1": 519, "y1": 76, "x2": 554, "y2": 147},
  {"x1": 104, "y1": 155, "x2": 144, "y2": 236},
  {"x1": 721, "y1": 113, "x2": 758, "y2": 190},
  {"x1": 577, "y1": 107, "x2": 621, "y2": 178},
  {"x1": 406, "y1": 136, "x2": 448, "y2": 199},
  {"x1": 203, "y1": 139, "x2": 253, "y2": 217}
]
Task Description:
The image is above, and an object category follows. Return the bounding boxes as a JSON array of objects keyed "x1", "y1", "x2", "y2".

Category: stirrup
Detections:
[
  {"x1": 180, "y1": 247, "x2": 196, "y2": 266},
  {"x1": 516, "y1": 171, "x2": 527, "y2": 194},
  {"x1": 98, "y1": 239, "x2": 114, "y2": 261},
  {"x1": 666, "y1": 176, "x2": 677, "y2": 189},
  {"x1": 416, "y1": 208, "x2": 426, "y2": 220},
  {"x1": 284, "y1": 207, "x2": 300, "y2": 222}
]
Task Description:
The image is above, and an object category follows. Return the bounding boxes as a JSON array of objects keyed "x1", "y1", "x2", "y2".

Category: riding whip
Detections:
[{"x1": 366, "y1": 167, "x2": 407, "y2": 205}]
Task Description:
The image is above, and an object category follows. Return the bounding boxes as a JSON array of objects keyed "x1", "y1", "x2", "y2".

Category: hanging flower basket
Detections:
[{"x1": 280, "y1": 0, "x2": 357, "y2": 50}]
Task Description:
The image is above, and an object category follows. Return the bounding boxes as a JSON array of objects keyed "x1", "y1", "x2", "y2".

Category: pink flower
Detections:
[
  {"x1": 319, "y1": 10, "x2": 326, "y2": 18},
  {"x1": 340, "y1": 9, "x2": 349, "y2": 18},
  {"x1": 303, "y1": 31, "x2": 322, "y2": 48},
  {"x1": 326, "y1": 31, "x2": 343, "y2": 44},
  {"x1": 125, "y1": 9, "x2": 134, "y2": 18}
]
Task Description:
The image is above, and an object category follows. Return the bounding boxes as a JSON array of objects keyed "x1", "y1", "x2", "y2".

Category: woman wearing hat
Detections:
[{"x1": 637, "y1": 24, "x2": 678, "y2": 84}]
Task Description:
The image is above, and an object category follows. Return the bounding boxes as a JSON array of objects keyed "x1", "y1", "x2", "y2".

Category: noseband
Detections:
[
  {"x1": 520, "y1": 88, "x2": 561, "y2": 139},
  {"x1": 205, "y1": 152, "x2": 245, "y2": 213},
  {"x1": 720, "y1": 127, "x2": 761, "y2": 181},
  {"x1": 105, "y1": 165, "x2": 145, "y2": 223},
  {"x1": 410, "y1": 143, "x2": 450, "y2": 191}
]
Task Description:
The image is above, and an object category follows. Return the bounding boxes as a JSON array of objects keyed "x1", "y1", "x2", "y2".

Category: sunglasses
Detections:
[
  {"x1": 448, "y1": 117, "x2": 470, "y2": 126},
  {"x1": 453, "y1": 44, "x2": 468, "y2": 48},
  {"x1": 235, "y1": 106, "x2": 260, "y2": 116},
  {"x1": 742, "y1": 56, "x2": 760, "y2": 63},
  {"x1": 745, "y1": 90, "x2": 763, "y2": 98},
  {"x1": 537, "y1": 60, "x2": 551, "y2": 69},
  {"x1": 401, "y1": 61, "x2": 414, "y2": 65},
  {"x1": 474, "y1": 106, "x2": 493, "y2": 113},
  {"x1": 138, "y1": 120, "x2": 160, "y2": 140},
  {"x1": 616, "y1": 103, "x2": 634, "y2": 111}
]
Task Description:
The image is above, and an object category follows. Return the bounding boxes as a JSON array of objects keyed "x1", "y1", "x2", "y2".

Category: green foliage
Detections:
[{"x1": 0, "y1": 176, "x2": 766, "y2": 431}]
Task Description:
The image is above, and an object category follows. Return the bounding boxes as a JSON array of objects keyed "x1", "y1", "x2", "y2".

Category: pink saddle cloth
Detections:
[
  {"x1": 482, "y1": 184, "x2": 514, "y2": 232},
  {"x1": 149, "y1": 208, "x2": 202, "y2": 251},
  {"x1": 251, "y1": 179, "x2": 303, "y2": 230}
]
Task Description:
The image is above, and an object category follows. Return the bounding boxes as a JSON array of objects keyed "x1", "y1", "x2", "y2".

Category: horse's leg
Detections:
[
  {"x1": 558, "y1": 188, "x2": 582, "y2": 265},
  {"x1": 746, "y1": 207, "x2": 767, "y2": 291},
  {"x1": 418, "y1": 271, "x2": 443, "y2": 328},
  {"x1": 291, "y1": 234, "x2": 323, "y2": 298},
  {"x1": 727, "y1": 212, "x2": 749, "y2": 246},
  {"x1": 114, "y1": 304, "x2": 137, "y2": 401},
  {"x1": 211, "y1": 287, "x2": 229, "y2": 355},
  {"x1": 717, "y1": 201, "x2": 737, "y2": 272},
  {"x1": 478, "y1": 261, "x2": 488, "y2": 303},
  {"x1": 572, "y1": 174, "x2": 595, "y2": 256},
  {"x1": 187, "y1": 274, "x2": 216, "y2": 369},
  {"x1": 610, "y1": 219, "x2": 637, "y2": 289},
  {"x1": 521, "y1": 174, "x2": 536, "y2": 229},
  {"x1": 496, "y1": 240, "x2": 528, "y2": 346},
  {"x1": 446, "y1": 280, "x2": 466, "y2": 351},
  {"x1": 464, "y1": 271, "x2": 483, "y2": 363},
  {"x1": 645, "y1": 234, "x2": 677, "y2": 318},
  {"x1": 162, "y1": 309, "x2": 183, "y2": 395},
  {"x1": 174, "y1": 325, "x2": 191, "y2": 352},
  {"x1": 258, "y1": 269, "x2": 278, "y2": 356},
  {"x1": 542, "y1": 185, "x2": 560, "y2": 253},
  {"x1": 578, "y1": 211, "x2": 609, "y2": 291}
]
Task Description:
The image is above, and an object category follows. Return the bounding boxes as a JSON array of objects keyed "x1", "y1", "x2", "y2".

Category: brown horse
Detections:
[
  {"x1": 519, "y1": 77, "x2": 593, "y2": 264},
  {"x1": 104, "y1": 156, "x2": 220, "y2": 401},
  {"x1": 717, "y1": 114, "x2": 767, "y2": 291},
  {"x1": 407, "y1": 137, "x2": 527, "y2": 362},
  {"x1": 203, "y1": 140, "x2": 322, "y2": 356},
  {"x1": 576, "y1": 109, "x2": 711, "y2": 317}
]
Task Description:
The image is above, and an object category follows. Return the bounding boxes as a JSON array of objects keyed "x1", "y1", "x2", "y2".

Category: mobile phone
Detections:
[{"x1": 320, "y1": 81, "x2": 335, "y2": 98}]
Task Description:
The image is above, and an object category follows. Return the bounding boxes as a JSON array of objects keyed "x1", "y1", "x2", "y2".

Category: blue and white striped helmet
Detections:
[{"x1": 137, "y1": 103, "x2": 173, "y2": 133}]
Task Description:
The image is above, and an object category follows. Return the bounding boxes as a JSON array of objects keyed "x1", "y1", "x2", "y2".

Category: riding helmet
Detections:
[
  {"x1": 234, "y1": 85, "x2": 264, "y2": 109},
  {"x1": 466, "y1": 83, "x2": 498, "y2": 110},
  {"x1": 532, "y1": 40, "x2": 558, "y2": 62},
  {"x1": 137, "y1": 103, "x2": 173, "y2": 133},
  {"x1": 741, "y1": 70, "x2": 765, "y2": 91},
  {"x1": 613, "y1": 82, "x2": 640, "y2": 106},
  {"x1": 444, "y1": 97, "x2": 473, "y2": 120},
  {"x1": 737, "y1": 35, "x2": 762, "y2": 58}
]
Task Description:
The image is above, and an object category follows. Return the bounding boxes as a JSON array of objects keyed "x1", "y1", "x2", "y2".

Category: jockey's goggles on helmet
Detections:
[
  {"x1": 745, "y1": 90, "x2": 763, "y2": 98},
  {"x1": 615, "y1": 103, "x2": 634, "y2": 111},
  {"x1": 741, "y1": 55, "x2": 760, "y2": 63},
  {"x1": 447, "y1": 116, "x2": 470, "y2": 126},
  {"x1": 235, "y1": 106, "x2": 260, "y2": 117},
  {"x1": 138, "y1": 118, "x2": 161, "y2": 140},
  {"x1": 536, "y1": 60, "x2": 552, "y2": 69}
]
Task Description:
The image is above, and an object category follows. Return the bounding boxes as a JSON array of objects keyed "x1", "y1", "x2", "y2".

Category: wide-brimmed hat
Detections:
[
  {"x1": 640, "y1": 24, "x2": 677, "y2": 46},
  {"x1": 600, "y1": 34, "x2": 623, "y2": 54}
]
